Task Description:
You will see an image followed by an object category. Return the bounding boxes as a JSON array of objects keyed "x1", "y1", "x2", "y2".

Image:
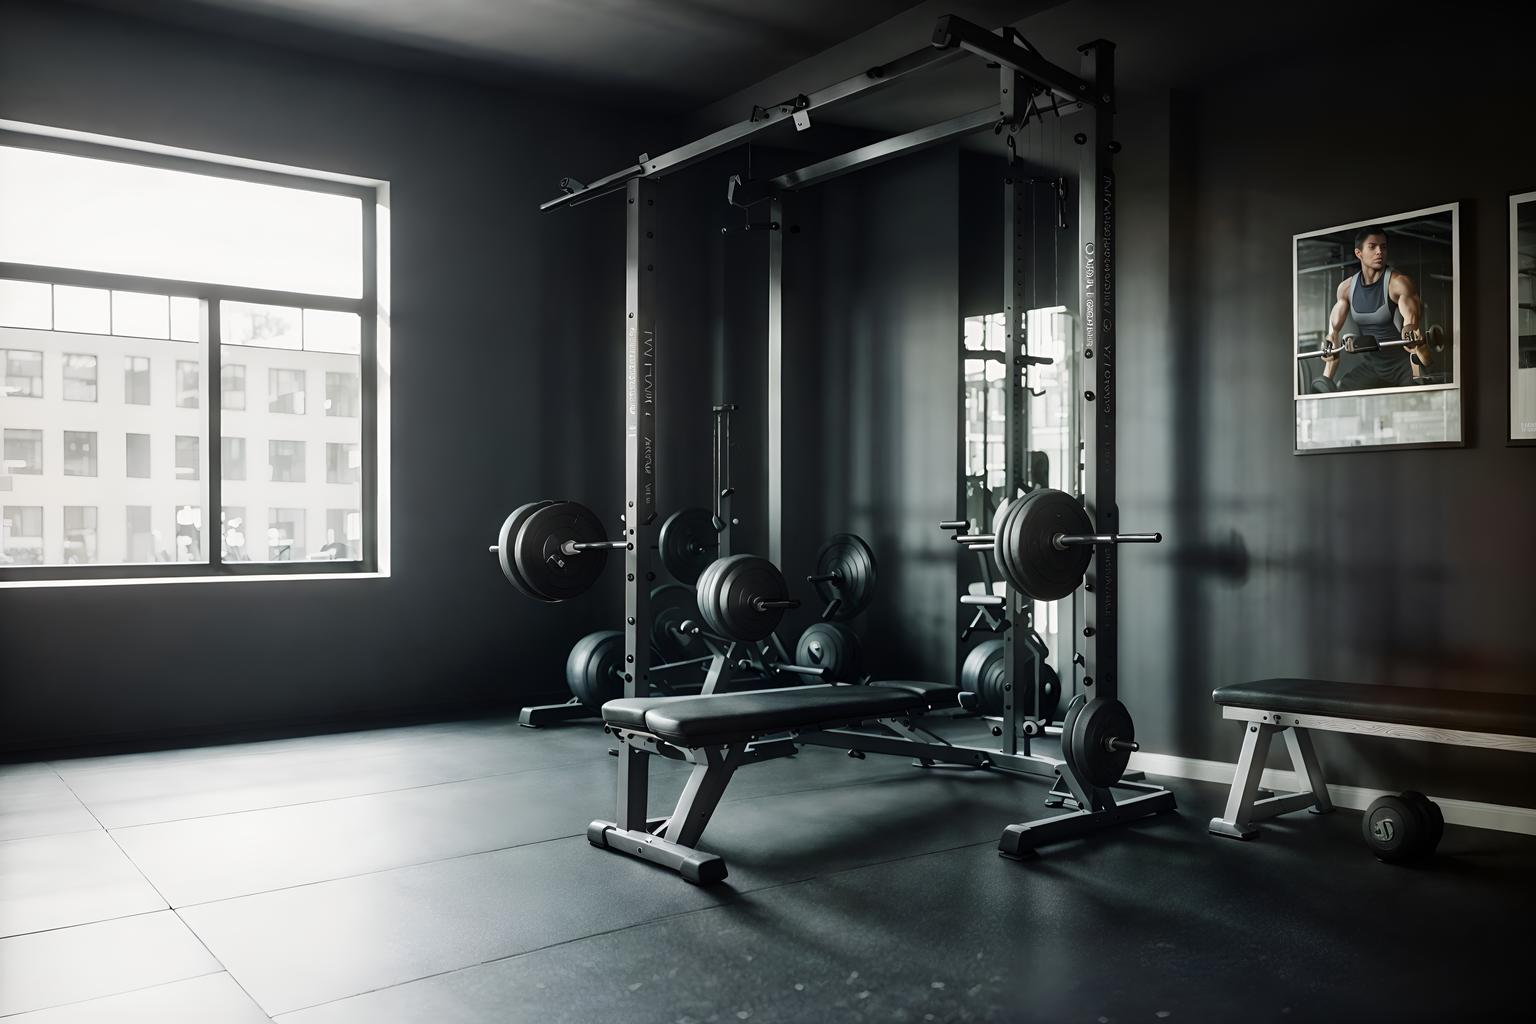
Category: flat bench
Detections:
[
  {"x1": 1209, "y1": 678, "x2": 1536, "y2": 839},
  {"x1": 589, "y1": 681, "x2": 962, "y2": 883}
]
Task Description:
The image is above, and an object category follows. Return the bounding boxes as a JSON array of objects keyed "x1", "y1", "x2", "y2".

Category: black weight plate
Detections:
[
  {"x1": 715, "y1": 555, "x2": 789, "y2": 641},
  {"x1": 795, "y1": 621, "x2": 861, "y2": 683},
  {"x1": 1003, "y1": 488, "x2": 1094, "y2": 601},
  {"x1": 694, "y1": 554, "x2": 737, "y2": 639},
  {"x1": 515, "y1": 500, "x2": 609, "y2": 602},
  {"x1": 497, "y1": 500, "x2": 557, "y2": 601},
  {"x1": 992, "y1": 497, "x2": 1027, "y2": 597},
  {"x1": 1400, "y1": 791, "x2": 1443, "y2": 860},
  {"x1": 650, "y1": 583, "x2": 699, "y2": 664},
  {"x1": 1362, "y1": 795, "x2": 1423, "y2": 864},
  {"x1": 1068, "y1": 697, "x2": 1135, "y2": 788},
  {"x1": 658, "y1": 508, "x2": 720, "y2": 585},
  {"x1": 813, "y1": 533, "x2": 878, "y2": 621},
  {"x1": 1058, "y1": 694, "x2": 1087, "y2": 781},
  {"x1": 566, "y1": 630, "x2": 624, "y2": 710},
  {"x1": 960, "y1": 639, "x2": 1001, "y2": 699}
]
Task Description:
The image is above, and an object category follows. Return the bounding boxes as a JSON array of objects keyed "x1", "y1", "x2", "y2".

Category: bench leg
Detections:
[
  {"x1": 1283, "y1": 726, "x2": 1333, "y2": 815},
  {"x1": 1209, "y1": 722, "x2": 1275, "y2": 839}
]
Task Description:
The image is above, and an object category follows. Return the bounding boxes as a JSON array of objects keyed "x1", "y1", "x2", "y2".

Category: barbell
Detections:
[
  {"x1": 951, "y1": 488, "x2": 1161, "y2": 601},
  {"x1": 1295, "y1": 325, "x2": 1444, "y2": 362}
]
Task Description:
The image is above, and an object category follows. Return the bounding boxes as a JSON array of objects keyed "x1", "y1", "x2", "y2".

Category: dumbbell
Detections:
[{"x1": 1361, "y1": 790, "x2": 1444, "y2": 864}]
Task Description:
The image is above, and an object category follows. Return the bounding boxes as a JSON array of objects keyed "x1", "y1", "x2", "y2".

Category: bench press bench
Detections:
[
  {"x1": 1209, "y1": 678, "x2": 1536, "y2": 839},
  {"x1": 588, "y1": 681, "x2": 970, "y2": 883}
]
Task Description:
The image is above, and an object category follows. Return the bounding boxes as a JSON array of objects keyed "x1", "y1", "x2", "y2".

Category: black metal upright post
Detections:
[
  {"x1": 767, "y1": 197, "x2": 784, "y2": 569},
  {"x1": 618, "y1": 176, "x2": 657, "y2": 831},
  {"x1": 1000, "y1": 66, "x2": 1030, "y2": 756},
  {"x1": 1077, "y1": 41, "x2": 1116, "y2": 707}
]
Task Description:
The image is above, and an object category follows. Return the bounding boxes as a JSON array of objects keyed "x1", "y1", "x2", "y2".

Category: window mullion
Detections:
[{"x1": 208, "y1": 298, "x2": 223, "y2": 569}]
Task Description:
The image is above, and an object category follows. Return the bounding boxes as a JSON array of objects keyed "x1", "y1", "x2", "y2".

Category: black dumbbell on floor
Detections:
[{"x1": 1361, "y1": 790, "x2": 1444, "y2": 864}]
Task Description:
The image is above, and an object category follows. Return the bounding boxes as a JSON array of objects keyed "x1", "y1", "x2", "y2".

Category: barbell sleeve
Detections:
[
  {"x1": 806, "y1": 572, "x2": 841, "y2": 584},
  {"x1": 754, "y1": 598, "x2": 801, "y2": 611},
  {"x1": 939, "y1": 520, "x2": 969, "y2": 531},
  {"x1": 561, "y1": 538, "x2": 630, "y2": 555},
  {"x1": 1052, "y1": 532, "x2": 1162, "y2": 549},
  {"x1": 488, "y1": 545, "x2": 499, "y2": 554},
  {"x1": 956, "y1": 534, "x2": 996, "y2": 545},
  {"x1": 1106, "y1": 738, "x2": 1139, "y2": 753},
  {"x1": 774, "y1": 663, "x2": 827, "y2": 678}
]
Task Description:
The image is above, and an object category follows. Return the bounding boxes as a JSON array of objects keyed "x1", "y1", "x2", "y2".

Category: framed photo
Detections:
[
  {"x1": 1511, "y1": 190, "x2": 1536, "y2": 444},
  {"x1": 1293, "y1": 204, "x2": 1461, "y2": 452}
]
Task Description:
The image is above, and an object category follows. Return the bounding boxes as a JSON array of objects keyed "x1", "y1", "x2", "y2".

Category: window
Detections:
[
  {"x1": 63, "y1": 506, "x2": 97, "y2": 564},
  {"x1": 325, "y1": 371, "x2": 360, "y2": 417},
  {"x1": 269, "y1": 368, "x2": 306, "y2": 414},
  {"x1": 222, "y1": 364, "x2": 245, "y2": 410},
  {"x1": 0, "y1": 134, "x2": 379, "y2": 580},
  {"x1": 3, "y1": 429, "x2": 43, "y2": 474},
  {"x1": 326, "y1": 442, "x2": 359, "y2": 485},
  {"x1": 269, "y1": 440, "x2": 306, "y2": 482},
  {"x1": 175, "y1": 505, "x2": 202, "y2": 562},
  {"x1": 325, "y1": 509, "x2": 360, "y2": 560},
  {"x1": 125, "y1": 356, "x2": 151, "y2": 405},
  {"x1": 126, "y1": 433, "x2": 151, "y2": 478},
  {"x1": 4, "y1": 349, "x2": 42, "y2": 397},
  {"x1": 221, "y1": 437, "x2": 245, "y2": 481},
  {"x1": 267, "y1": 508, "x2": 305, "y2": 561},
  {"x1": 175, "y1": 435, "x2": 200, "y2": 481},
  {"x1": 176, "y1": 360, "x2": 199, "y2": 408},
  {"x1": 126, "y1": 505, "x2": 154, "y2": 563},
  {"x1": 2, "y1": 506, "x2": 44, "y2": 564},
  {"x1": 62, "y1": 354, "x2": 98, "y2": 402},
  {"x1": 63, "y1": 431, "x2": 98, "y2": 477},
  {"x1": 221, "y1": 506, "x2": 248, "y2": 561}
]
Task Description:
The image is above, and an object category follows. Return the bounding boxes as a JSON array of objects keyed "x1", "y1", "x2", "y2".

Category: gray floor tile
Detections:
[
  {"x1": 0, "y1": 911, "x2": 220, "y2": 1017},
  {"x1": 58, "y1": 727, "x2": 611, "y2": 829},
  {"x1": 4, "y1": 972, "x2": 271, "y2": 1024},
  {"x1": 178, "y1": 837, "x2": 735, "y2": 1016},
  {"x1": 0, "y1": 769, "x2": 100, "y2": 843},
  {"x1": 0, "y1": 831, "x2": 166, "y2": 938}
]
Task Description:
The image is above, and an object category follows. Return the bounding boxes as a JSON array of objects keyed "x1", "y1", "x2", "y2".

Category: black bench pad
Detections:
[
  {"x1": 604, "y1": 683, "x2": 941, "y2": 747},
  {"x1": 1214, "y1": 678, "x2": 1536, "y2": 738}
]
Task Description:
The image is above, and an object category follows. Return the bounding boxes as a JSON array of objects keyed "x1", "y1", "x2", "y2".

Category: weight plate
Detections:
[
  {"x1": 694, "y1": 555, "x2": 734, "y2": 639},
  {"x1": 514, "y1": 500, "x2": 610, "y2": 602},
  {"x1": 1058, "y1": 694, "x2": 1087, "y2": 781},
  {"x1": 1362, "y1": 794, "x2": 1424, "y2": 864},
  {"x1": 714, "y1": 555, "x2": 789, "y2": 641},
  {"x1": 658, "y1": 508, "x2": 720, "y2": 585},
  {"x1": 1001, "y1": 488, "x2": 1094, "y2": 601},
  {"x1": 813, "y1": 533, "x2": 878, "y2": 621},
  {"x1": 1067, "y1": 697, "x2": 1134, "y2": 788},
  {"x1": 497, "y1": 500, "x2": 558, "y2": 601},
  {"x1": 795, "y1": 621, "x2": 860, "y2": 683},
  {"x1": 566, "y1": 630, "x2": 624, "y2": 710},
  {"x1": 1400, "y1": 791, "x2": 1443, "y2": 860},
  {"x1": 992, "y1": 497, "x2": 1026, "y2": 597},
  {"x1": 650, "y1": 583, "x2": 700, "y2": 664},
  {"x1": 960, "y1": 639, "x2": 1001, "y2": 700}
]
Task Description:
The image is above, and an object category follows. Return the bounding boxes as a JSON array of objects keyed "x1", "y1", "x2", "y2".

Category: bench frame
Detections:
[{"x1": 1208, "y1": 705, "x2": 1536, "y2": 839}]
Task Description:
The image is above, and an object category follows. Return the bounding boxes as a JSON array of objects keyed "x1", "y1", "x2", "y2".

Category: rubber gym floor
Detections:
[{"x1": 1, "y1": 715, "x2": 1531, "y2": 1022}]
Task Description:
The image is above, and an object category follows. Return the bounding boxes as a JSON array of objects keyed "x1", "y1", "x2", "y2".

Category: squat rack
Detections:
[{"x1": 542, "y1": 14, "x2": 1173, "y2": 851}]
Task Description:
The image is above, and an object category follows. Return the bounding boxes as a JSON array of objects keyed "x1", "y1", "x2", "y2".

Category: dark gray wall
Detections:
[{"x1": 0, "y1": 0, "x2": 710, "y2": 752}]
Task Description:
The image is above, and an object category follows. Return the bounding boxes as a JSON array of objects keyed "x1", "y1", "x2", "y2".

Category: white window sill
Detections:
[{"x1": 0, "y1": 571, "x2": 389, "y2": 590}]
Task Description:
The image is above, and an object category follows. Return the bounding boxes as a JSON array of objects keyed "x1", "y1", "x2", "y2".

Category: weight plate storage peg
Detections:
[
  {"x1": 513, "y1": 500, "x2": 611, "y2": 601},
  {"x1": 658, "y1": 508, "x2": 720, "y2": 585},
  {"x1": 795, "y1": 621, "x2": 861, "y2": 682},
  {"x1": 650, "y1": 584, "x2": 701, "y2": 664},
  {"x1": 811, "y1": 533, "x2": 878, "y2": 620},
  {"x1": 565, "y1": 630, "x2": 625, "y2": 710},
  {"x1": 1066, "y1": 697, "x2": 1138, "y2": 788}
]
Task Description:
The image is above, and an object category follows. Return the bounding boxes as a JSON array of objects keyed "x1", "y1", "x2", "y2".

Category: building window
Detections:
[
  {"x1": 3, "y1": 429, "x2": 43, "y2": 474},
  {"x1": 63, "y1": 506, "x2": 97, "y2": 564},
  {"x1": 324, "y1": 509, "x2": 360, "y2": 560},
  {"x1": 267, "y1": 508, "x2": 305, "y2": 561},
  {"x1": 63, "y1": 431, "x2": 98, "y2": 477},
  {"x1": 125, "y1": 356, "x2": 151, "y2": 405},
  {"x1": 269, "y1": 440, "x2": 305, "y2": 483},
  {"x1": 176, "y1": 360, "x2": 200, "y2": 408},
  {"x1": 269, "y1": 368, "x2": 306, "y2": 414},
  {"x1": 126, "y1": 433, "x2": 152, "y2": 478},
  {"x1": 326, "y1": 442, "x2": 359, "y2": 484},
  {"x1": 0, "y1": 133, "x2": 380, "y2": 579},
  {"x1": 3, "y1": 349, "x2": 42, "y2": 398},
  {"x1": 221, "y1": 506, "x2": 248, "y2": 561},
  {"x1": 221, "y1": 437, "x2": 246, "y2": 481},
  {"x1": 2, "y1": 506, "x2": 44, "y2": 564},
  {"x1": 62, "y1": 354, "x2": 98, "y2": 402},
  {"x1": 175, "y1": 435, "x2": 200, "y2": 481},
  {"x1": 325, "y1": 371, "x2": 360, "y2": 417},
  {"x1": 126, "y1": 505, "x2": 154, "y2": 563},
  {"x1": 222, "y1": 364, "x2": 245, "y2": 411}
]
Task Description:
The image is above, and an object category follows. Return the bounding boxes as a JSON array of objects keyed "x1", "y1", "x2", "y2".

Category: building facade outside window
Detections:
[
  {"x1": 63, "y1": 353, "x2": 97, "y2": 401},
  {"x1": 3, "y1": 428, "x2": 42, "y2": 474},
  {"x1": 4, "y1": 349, "x2": 43, "y2": 397},
  {"x1": 63, "y1": 431, "x2": 97, "y2": 476}
]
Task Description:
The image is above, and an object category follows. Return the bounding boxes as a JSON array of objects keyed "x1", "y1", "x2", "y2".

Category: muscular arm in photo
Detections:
[
  {"x1": 1322, "y1": 278, "x2": 1351, "y2": 379},
  {"x1": 1391, "y1": 271, "x2": 1428, "y2": 370}
]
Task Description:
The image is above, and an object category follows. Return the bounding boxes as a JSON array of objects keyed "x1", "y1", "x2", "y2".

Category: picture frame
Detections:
[{"x1": 1292, "y1": 203, "x2": 1462, "y2": 453}]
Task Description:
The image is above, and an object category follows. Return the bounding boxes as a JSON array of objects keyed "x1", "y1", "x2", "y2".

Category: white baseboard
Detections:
[{"x1": 1127, "y1": 750, "x2": 1536, "y2": 837}]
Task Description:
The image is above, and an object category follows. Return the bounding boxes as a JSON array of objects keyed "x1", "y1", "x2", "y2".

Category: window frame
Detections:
[{"x1": 0, "y1": 126, "x2": 381, "y2": 582}]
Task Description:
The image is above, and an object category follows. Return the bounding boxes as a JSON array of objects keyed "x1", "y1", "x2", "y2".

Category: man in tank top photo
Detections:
[{"x1": 1316, "y1": 226, "x2": 1433, "y2": 391}]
